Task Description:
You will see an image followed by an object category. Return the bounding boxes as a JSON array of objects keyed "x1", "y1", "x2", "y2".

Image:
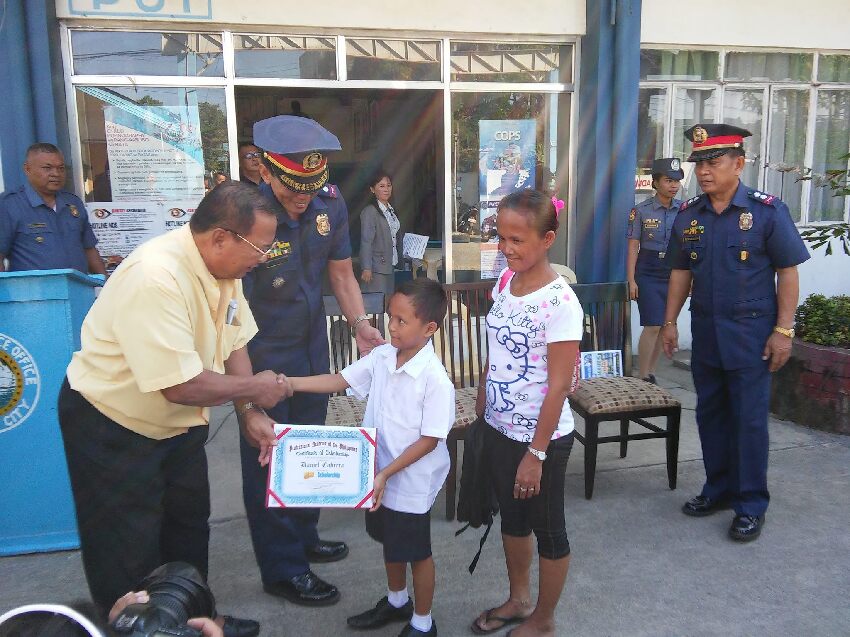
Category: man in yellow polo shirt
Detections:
[{"x1": 58, "y1": 182, "x2": 288, "y2": 637}]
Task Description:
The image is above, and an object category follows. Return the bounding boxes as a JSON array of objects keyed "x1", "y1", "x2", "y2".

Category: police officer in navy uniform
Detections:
[
  {"x1": 662, "y1": 123, "x2": 809, "y2": 542},
  {"x1": 239, "y1": 115, "x2": 384, "y2": 605},
  {"x1": 0, "y1": 143, "x2": 106, "y2": 274},
  {"x1": 626, "y1": 158, "x2": 683, "y2": 384}
]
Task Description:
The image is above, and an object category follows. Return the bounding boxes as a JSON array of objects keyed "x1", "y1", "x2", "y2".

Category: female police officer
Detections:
[{"x1": 626, "y1": 158, "x2": 683, "y2": 383}]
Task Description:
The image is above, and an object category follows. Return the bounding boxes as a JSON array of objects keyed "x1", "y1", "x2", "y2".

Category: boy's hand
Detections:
[
  {"x1": 370, "y1": 471, "x2": 387, "y2": 511},
  {"x1": 240, "y1": 410, "x2": 278, "y2": 467}
]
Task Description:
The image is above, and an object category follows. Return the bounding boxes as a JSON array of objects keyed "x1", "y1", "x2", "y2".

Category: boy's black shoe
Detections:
[
  {"x1": 221, "y1": 616, "x2": 260, "y2": 637},
  {"x1": 681, "y1": 495, "x2": 731, "y2": 517},
  {"x1": 729, "y1": 514, "x2": 764, "y2": 542},
  {"x1": 347, "y1": 596, "x2": 414, "y2": 629},
  {"x1": 398, "y1": 621, "x2": 437, "y2": 636}
]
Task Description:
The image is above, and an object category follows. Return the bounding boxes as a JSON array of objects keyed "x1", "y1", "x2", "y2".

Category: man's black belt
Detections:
[{"x1": 640, "y1": 249, "x2": 667, "y2": 259}]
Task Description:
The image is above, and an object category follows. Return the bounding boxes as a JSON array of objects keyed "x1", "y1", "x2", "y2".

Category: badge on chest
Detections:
[{"x1": 316, "y1": 213, "x2": 331, "y2": 236}]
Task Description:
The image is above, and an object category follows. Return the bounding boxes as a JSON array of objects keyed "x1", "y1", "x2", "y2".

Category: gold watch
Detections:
[{"x1": 773, "y1": 326, "x2": 795, "y2": 338}]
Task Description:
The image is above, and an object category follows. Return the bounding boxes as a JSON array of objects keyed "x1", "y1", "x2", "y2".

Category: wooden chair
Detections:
[
  {"x1": 438, "y1": 281, "x2": 494, "y2": 520},
  {"x1": 568, "y1": 282, "x2": 682, "y2": 499}
]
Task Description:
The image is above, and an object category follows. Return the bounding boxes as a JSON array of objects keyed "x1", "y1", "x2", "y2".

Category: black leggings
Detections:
[{"x1": 484, "y1": 425, "x2": 573, "y2": 559}]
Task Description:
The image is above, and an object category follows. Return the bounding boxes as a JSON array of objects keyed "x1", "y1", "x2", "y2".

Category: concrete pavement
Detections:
[{"x1": 2, "y1": 356, "x2": 849, "y2": 636}]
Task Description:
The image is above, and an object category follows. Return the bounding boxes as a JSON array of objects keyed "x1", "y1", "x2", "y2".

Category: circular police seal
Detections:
[
  {"x1": 671, "y1": 159, "x2": 680, "y2": 171},
  {"x1": 0, "y1": 333, "x2": 41, "y2": 434}
]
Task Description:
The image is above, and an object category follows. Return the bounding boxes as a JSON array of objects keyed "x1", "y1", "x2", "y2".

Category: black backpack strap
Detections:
[{"x1": 467, "y1": 519, "x2": 494, "y2": 574}]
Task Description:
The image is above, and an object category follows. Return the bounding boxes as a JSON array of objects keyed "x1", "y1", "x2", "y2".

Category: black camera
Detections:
[{"x1": 109, "y1": 563, "x2": 216, "y2": 637}]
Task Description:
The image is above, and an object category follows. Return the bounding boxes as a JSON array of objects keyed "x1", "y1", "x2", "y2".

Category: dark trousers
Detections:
[
  {"x1": 58, "y1": 380, "x2": 210, "y2": 613},
  {"x1": 691, "y1": 361, "x2": 771, "y2": 517},
  {"x1": 239, "y1": 390, "x2": 328, "y2": 583}
]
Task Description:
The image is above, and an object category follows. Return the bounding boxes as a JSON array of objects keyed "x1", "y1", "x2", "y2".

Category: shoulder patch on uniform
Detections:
[
  {"x1": 748, "y1": 190, "x2": 778, "y2": 206},
  {"x1": 679, "y1": 195, "x2": 702, "y2": 212},
  {"x1": 319, "y1": 184, "x2": 338, "y2": 199},
  {"x1": 628, "y1": 208, "x2": 637, "y2": 222}
]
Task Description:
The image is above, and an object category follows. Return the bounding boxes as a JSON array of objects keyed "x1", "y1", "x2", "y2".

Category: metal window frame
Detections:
[{"x1": 61, "y1": 23, "x2": 579, "y2": 280}]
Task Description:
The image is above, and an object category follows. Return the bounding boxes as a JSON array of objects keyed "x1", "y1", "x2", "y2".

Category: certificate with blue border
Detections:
[{"x1": 266, "y1": 425, "x2": 377, "y2": 508}]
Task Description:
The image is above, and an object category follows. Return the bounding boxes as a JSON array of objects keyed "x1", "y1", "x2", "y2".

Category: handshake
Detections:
[{"x1": 247, "y1": 370, "x2": 295, "y2": 409}]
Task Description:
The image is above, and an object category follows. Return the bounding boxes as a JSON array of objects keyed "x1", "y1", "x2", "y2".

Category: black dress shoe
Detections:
[
  {"x1": 681, "y1": 494, "x2": 731, "y2": 517},
  {"x1": 729, "y1": 514, "x2": 765, "y2": 542},
  {"x1": 347, "y1": 596, "x2": 414, "y2": 629},
  {"x1": 398, "y1": 621, "x2": 437, "y2": 637},
  {"x1": 263, "y1": 571, "x2": 340, "y2": 606},
  {"x1": 642, "y1": 374, "x2": 657, "y2": 385},
  {"x1": 306, "y1": 539, "x2": 349, "y2": 563},
  {"x1": 221, "y1": 616, "x2": 260, "y2": 637}
]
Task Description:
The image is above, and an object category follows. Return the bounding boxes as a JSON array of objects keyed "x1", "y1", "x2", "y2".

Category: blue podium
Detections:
[{"x1": 0, "y1": 269, "x2": 103, "y2": 555}]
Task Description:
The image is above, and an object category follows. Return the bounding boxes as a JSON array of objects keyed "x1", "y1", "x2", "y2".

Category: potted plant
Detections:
[{"x1": 770, "y1": 294, "x2": 850, "y2": 435}]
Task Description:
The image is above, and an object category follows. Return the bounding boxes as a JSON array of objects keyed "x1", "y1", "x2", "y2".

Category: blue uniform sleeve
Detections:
[
  {"x1": 665, "y1": 216, "x2": 690, "y2": 269},
  {"x1": 75, "y1": 197, "x2": 98, "y2": 249},
  {"x1": 328, "y1": 193, "x2": 352, "y2": 261},
  {"x1": 765, "y1": 200, "x2": 810, "y2": 268},
  {"x1": 0, "y1": 196, "x2": 14, "y2": 256},
  {"x1": 625, "y1": 205, "x2": 641, "y2": 240}
]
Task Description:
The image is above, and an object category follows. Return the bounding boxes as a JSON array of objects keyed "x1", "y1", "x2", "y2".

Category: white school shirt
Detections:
[
  {"x1": 484, "y1": 269, "x2": 584, "y2": 443},
  {"x1": 342, "y1": 342, "x2": 455, "y2": 513}
]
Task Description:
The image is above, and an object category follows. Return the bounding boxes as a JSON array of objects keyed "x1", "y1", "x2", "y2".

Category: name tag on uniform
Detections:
[{"x1": 643, "y1": 219, "x2": 660, "y2": 229}]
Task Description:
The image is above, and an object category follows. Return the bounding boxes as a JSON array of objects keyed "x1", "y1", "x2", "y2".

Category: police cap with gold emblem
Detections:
[
  {"x1": 253, "y1": 115, "x2": 342, "y2": 193},
  {"x1": 684, "y1": 123, "x2": 752, "y2": 162},
  {"x1": 651, "y1": 157, "x2": 684, "y2": 180}
]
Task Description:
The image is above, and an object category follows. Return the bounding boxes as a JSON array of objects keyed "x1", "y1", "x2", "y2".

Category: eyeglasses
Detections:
[
  {"x1": 219, "y1": 228, "x2": 273, "y2": 256},
  {"x1": 241, "y1": 151, "x2": 262, "y2": 159}
]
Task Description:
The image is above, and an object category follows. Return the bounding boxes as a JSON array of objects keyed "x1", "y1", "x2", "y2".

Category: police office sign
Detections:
[
  {"x1": 67, "y1": 0, "x2": 212, "y2": 20},
  {"x1": 0, "y1": 334, "x2": 40, "y2": 434}
]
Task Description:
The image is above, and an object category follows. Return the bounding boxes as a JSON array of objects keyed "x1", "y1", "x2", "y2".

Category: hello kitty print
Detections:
[{"x1": 484, "y1": 269, "x2": 584, "y2": 442}]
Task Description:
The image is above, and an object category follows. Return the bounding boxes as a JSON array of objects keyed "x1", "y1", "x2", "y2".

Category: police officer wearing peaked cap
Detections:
[
  {"x1": 662, "y1": 123, "x2": 809, "y2": 542},
  {"x1": 626, "y1": 157, "x2": 684, "y2": 384},
  {"x1": 239, "y1": 115, "x2": 384, "y2": 606}
]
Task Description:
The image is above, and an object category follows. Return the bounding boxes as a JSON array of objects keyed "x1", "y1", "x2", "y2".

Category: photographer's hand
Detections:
[
  {"x1": 191, "y1": 618, "x2": 224, "y2": 637},
  {"x1": 108, "y1": 591, "x2": 149, "y2": 622}
]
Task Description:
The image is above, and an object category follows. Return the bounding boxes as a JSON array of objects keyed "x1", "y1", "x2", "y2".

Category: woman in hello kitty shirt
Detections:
[{"x1": 472, "y1": 190, "x2": 583, "y2": 637}]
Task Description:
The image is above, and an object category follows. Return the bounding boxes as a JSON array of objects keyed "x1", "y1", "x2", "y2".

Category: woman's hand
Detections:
[
  {"x1": 628, "y1": 279, "x2": 639, "y2": 300},
  {"x1": 361, "y1": 269, "x2": 373, "y2": 284},
  {"x1": 513, "y1": 452, "x2": 543, "y2": 499}
]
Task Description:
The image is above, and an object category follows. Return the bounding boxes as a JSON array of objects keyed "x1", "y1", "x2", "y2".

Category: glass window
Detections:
[
  {"x1": 234, "y1": 34, "x2": 336, "y2": 79},
  {"x1": 640, "y1": 49, "x2": 719, "y2": 81},
  {"x1": 672, "y1": 87, "x2": 718, "y2": 199},
  {"x1": 346, "y1": 39, "x2": 440, "y2": 81},
  {"x1": 722, "y1": 88, "x2": 764, "y2": 189},
  {"x1": 636, "y1": 87, "x2": 667, "y2": 174},
  {"x1": 818, "y1": 54, "x2": 850, "y2": 83},
  {"x1": 765, "y1": 89, "x2": 809, "y2": 222},
  {"x1": 451, "y1": 91, "x2": 570, "y2": 282},
  {"x1": 724, "y1": 52, "x2": 812, "y2": 82},
  {"x1": 71, "y1": 31, "x2": 223, "y2": 77},
  {"x1": 450, "y1": 43, "x2": 572, "y2": 83},
  {"x1": 75, "y1": 86, "x2": 228, "y2": 204},
  {"x1": 809, "y1": 90, "x2": 850, "y2": 223}
]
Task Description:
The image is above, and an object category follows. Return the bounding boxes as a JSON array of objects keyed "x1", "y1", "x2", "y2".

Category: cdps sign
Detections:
[{"x1": 67, "y1": 0, "x2": 212, "y2": 19}]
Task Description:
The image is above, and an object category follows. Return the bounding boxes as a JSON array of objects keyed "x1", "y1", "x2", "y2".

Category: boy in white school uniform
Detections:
[{"x1": 289, "y1": 278, "x2": 454, "y2": 637}]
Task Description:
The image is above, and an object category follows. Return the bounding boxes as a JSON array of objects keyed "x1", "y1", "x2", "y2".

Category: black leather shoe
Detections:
[
  {"x1": 221, "y1": 616, "x2": 260, "y2": 637},
  {"x1": 681, "y1": 494, "x2": 731, "y2": 517},
  {"x1": 729, "y1": 514, "x2": 765, "y2": 542},
  {"x1": 347, "y1": 596, "x2": 414, "y2": 629},
  {"x1": 263, "y1": 571, "x2": 340, "y2": 606},
  {"x1": 398, "y1": 621, "x2": 437, "y2": 637},
  {"x1": 642, "y1": 374, "x2": 657, "y2": 385},
  {"x1": 306, "y1": 539, "x2": 349, "y2": 563}
]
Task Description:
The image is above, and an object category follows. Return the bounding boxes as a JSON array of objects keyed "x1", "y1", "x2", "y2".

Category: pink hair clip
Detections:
[{"x1": 552, "y1": 196, "x2": 565, "y2": 218}]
